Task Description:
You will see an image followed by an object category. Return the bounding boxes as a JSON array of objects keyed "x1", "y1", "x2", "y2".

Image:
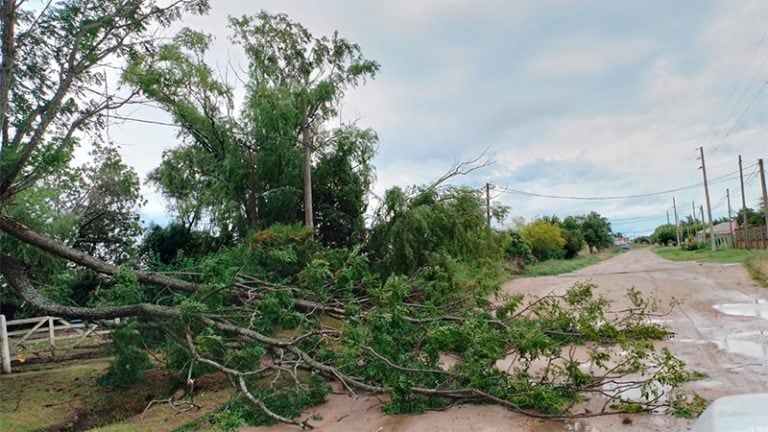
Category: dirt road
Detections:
[{"x1": 248, "y1": 248, "x2": 768, "y2": 432}]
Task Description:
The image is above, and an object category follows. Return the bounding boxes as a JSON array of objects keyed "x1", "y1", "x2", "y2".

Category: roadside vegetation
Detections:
[
  {"x1": 654, "y1": 247, "x2": 768, "y2": 287},
  {"x1": 502, "y1": 212, "x2": 625, "y2": 277},
  {"x1": 523, "y1": 251, "x2": 617, "y2": 277},
  {"x1": 0, "y1": 2, "x2": 703, "y2": 429}
]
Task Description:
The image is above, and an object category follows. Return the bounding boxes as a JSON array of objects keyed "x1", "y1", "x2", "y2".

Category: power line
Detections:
[
  {"x1": 610, "y1": 213, "x2": 670, "y2": 226},
  {"x1": 709, "y1": 27, "x2": 768, "y2": 154},
  {"x1": 492, "y1": 167, "x2": 750, "y2": 201},
  {"x1": 712, "y1": 80, "x2": 768, "y2": 153},
  {"x1": 610, "y1": 212, "x2": 670, "y2": 222}
]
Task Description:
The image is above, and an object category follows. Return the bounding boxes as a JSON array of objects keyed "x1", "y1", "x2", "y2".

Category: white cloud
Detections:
[
  {"x1": 529, "y1": 36, "x2": 654, "y2": 77},
  {"x1": 78, "y1": 0, "x2": 764, "y2": 235}
]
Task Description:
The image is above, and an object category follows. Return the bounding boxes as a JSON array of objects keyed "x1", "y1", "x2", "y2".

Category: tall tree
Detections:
[
  {"x1": 230, "y1": 12, "x2": 379, "y2": 231},
  {"x1": 126, "y1": 17, "x2": 378, "y2": 241},
  {"x1": 0, "y1": 0, "x2": 205, "y2": 294},
  {"x1": 0, "y1": 0, "x2": 209, "y2": 201},
  {"x1": 578, "y1": 211, "x2": 613, "y2": 253}
]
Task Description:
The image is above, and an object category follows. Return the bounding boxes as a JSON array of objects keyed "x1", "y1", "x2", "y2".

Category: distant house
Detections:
[
  {"x1": 613, "y1": 235, "x2": 630, "y2": 249},
  {"x1": 695, "y1": 221, "x2": 737, "y2": 247}
]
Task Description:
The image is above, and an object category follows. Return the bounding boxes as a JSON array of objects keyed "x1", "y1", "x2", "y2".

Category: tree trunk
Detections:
[
  {"x1": 0, "y1": 254, "x2": 178, "y2": 320},
  {"x1": 0, "y1": 0, "x2": 15, "y2": 151},
  {"x1": 301, "y1": 100, "x2": 314, "y2": 231},
  {"x1": 246, "y1": 147, "x2": 259, "y2": 230},
  {"x1": 0, "y1": 215, "x2": 201, "y2": 293}
]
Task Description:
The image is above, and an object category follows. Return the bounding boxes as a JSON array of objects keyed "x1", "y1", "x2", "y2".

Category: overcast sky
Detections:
[{"x1": 103, "y1": 0, "x2": 768, "y2": 236}]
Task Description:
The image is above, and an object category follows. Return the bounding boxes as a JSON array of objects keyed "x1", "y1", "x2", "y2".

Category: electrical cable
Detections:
[
  {"x1": 712, "y1": 80, "x2": 768, "y2": 154},
  {"x1": 492, "y1": 166, "x2": 751, "y2": 201}
]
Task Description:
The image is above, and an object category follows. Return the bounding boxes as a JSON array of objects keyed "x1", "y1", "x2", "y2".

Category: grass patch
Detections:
[
  {"x1": 0, "y1": 361, "x2": 106, "y2": 431},
  {"x1": 654, "y1": 247, "x2": 763, "y2": 263},
  {"x1": 524, "y1": 251, "x2": 617, "y2": 277},
  {"x1": 654, "y1": 247, "x2": 768, "y2": 287},
  {"x1": 745, "y1": 253, "x2": 768, "y2": 287},
  {"x1": 0, "y1": 359, "x2": 232, "y2": 432}
]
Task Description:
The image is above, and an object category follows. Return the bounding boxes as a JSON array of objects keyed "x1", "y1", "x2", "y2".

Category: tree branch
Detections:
[{"x1": 0, "y1": 215, "x2": 201, "y2": 293}]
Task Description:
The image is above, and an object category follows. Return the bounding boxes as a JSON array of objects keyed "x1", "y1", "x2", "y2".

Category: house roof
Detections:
[{"x1": 696, "y1": 221, "x2": 736, "y2": 236}]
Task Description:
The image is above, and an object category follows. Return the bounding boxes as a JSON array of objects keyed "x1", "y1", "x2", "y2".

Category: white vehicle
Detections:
[{"x1": 692, "y1": 393, "x2": 768, "y2": 432}]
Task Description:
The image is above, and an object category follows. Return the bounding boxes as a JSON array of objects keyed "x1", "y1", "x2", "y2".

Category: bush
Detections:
[
  {"x1": 502, "y1": 231, "x2": 534, "y2": 265},
  {"x1": 634, "y1": 236, "x2": 651, "y2": 244},
  {"x1": 520, "y1": 219, "x2": 566, "y2": 261},
  {"x1": 140, "y1": 222, "x2": 216, "y2": 265},
  {"x1": 652, "y1": 224, "x2": 678, "y2": 246}
]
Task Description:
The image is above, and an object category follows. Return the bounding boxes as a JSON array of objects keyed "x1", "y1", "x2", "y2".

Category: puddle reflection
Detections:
[
  {"x1": 716, "y1": 338, "x2": 768, "y2": 361},
  {"x1": 713, "y1": 299, "x2": 768, "y2": 319}
]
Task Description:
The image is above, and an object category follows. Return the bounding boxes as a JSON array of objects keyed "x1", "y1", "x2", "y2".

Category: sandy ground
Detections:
[{"x1": 245, "y1": 248, "x2": 768, "y2": 432}]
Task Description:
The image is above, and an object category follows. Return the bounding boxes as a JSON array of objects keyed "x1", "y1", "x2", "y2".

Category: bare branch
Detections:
[{"x1": 427, "y1": 148, "x2": 495, "y2": 190}]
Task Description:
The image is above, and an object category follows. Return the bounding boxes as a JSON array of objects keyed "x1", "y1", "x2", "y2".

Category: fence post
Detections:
[
  {"x1": 48, "y1": 317, "x2": 55, "y2": 347},
  {"x1": 1, "y1": 314, "x2": 11, "y2": 374}
]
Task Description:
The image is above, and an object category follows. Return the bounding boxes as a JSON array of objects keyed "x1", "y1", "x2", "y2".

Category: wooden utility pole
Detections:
[
  {"x1": 673, "y1": 197, "x2": 681, "y2": 246},
  {"x1": 726, "y1": 188, "x2": 735, "y2": 247},
  {"x1": 692, "y1": 201, "x2": 697, "y2": 223},
  {"x1": 698, "y1": 147, "x2": 716, "y2": 251},
  {"x1": 301, "y1": 101, "x2": 314, "y2": 232},
  {"x1": 759, "y1": 159, "x2": 768, "y2": 241},
  {"x1": 666, "y1": 211, "x2": 670, "y2": 225},
  {"x1": 485, "y1": 183, "x2": 491, "y2": 227},
  {"x1": 739, "y1": 155, "x2": 749, "y2": 249}
]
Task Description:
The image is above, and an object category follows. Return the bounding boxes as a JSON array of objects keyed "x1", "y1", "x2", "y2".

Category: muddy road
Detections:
[{"x1": 247, "y1": 248, "x2": 768, "y2": 432}]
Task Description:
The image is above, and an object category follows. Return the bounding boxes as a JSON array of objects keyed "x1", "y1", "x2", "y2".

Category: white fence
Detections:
[{"x1": 0, "y1": 314, "x2": 114, "y2": 374}]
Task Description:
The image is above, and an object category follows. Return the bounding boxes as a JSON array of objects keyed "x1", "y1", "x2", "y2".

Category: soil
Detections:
[
  {"x1": 245, "y1": 248, "x2": 768, "y2": 432},
  {"x1": 0, "y1": 355, "x2": 232, "y2": 432}
]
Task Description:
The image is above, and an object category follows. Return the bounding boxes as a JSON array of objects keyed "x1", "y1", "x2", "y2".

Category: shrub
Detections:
[
  {"x1": 502, "y1": 230, "x2": 534, "y2": 265},
  {"x1": 520, "y1": 219, "x2": 566, "y2": 261},
  {"x1": 652, "y1": 224, "x2": 678, "y2": 246}
]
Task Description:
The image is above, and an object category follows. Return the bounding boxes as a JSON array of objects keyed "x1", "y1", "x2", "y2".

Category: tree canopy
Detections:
[{"x1": 124, "y1": 16, "x2": 378, "y2": 243}]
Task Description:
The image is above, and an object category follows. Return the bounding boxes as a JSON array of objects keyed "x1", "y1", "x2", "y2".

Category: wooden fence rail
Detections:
[
  {"x1": 0, "y1": 314, "x2": 115, "y2": 374},
  {"x1": 734, "y1": 225, "x2": 768, "y2": 250}
]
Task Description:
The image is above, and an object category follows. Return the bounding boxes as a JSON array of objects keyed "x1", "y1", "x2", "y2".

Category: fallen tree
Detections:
[
  {"x1": 1, "y1": 189, "x2": 698, "y2": 428},
  {"x1": 0, "y1": 1, "x2": 702, "y2": 429}
]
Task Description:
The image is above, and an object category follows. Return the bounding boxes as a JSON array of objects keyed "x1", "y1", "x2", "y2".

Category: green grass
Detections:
[
  {"x1": 523, "y1": 251, "x2": 617, "y2": 277},
  {"x1": 654, "y1": 247, "x2": 768, "y2": 287},
  {"x1": 653, "y1": 246, "x2": 764, "y2": 263},
  {"x1": 0, "y1": 361, "x2": 107, "y2": 431},
  {"x1": 0, "y1": 358, "x2": 233, "y2": 432}
]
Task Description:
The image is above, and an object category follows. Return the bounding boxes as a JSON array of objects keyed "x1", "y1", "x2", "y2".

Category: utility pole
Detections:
[
  {"x1": 666, "y1": 211, "x2": 670, "y2": 225},
  {"x1": 739, "y1": 155, "x2": 749, "y2": 250},
  {"x1": 692, "y1": 201, "x2": 697, "y2": 223},
  {"x1": 759, "y1": 159, "x2": 768, "y2": 242},
  {"x1": 673, "y1": 197, "x2": 681, "y2": 246},
  {"x1": 698, "y1": 147, "x2": 716, "y2": 251},
  {"x1": 726, "y1": 188, "x2": 735, "y2": 248},
  {"x1": 700, "y1": 205, "x2": 705, "y2": 229},
  {"x1": 485, "y1": 183, "x2": 491, "y2": 228}
]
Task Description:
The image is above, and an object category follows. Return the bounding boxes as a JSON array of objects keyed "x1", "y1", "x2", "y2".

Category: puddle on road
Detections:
[
  {"x1": 602, "y1": 381, "x2": 671, "y2": 412},
  {"x1": 677, "y1": 330, "x2": 768, "y2": 361},
  {"x1": 716, "y1": 338, "x2": 768, "y2": 361},
  {"x1": 530, "y1": 420, "x2": 601, "y2": 432},
  {"x1": 713, "y1": 299, "x2": 768, "y2": 319}
]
